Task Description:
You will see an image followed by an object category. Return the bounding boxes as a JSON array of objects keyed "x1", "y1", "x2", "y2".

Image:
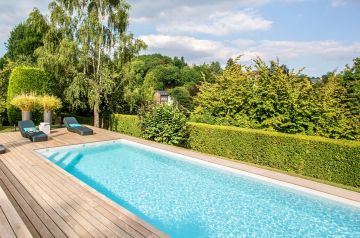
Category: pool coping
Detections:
[{"x1": 37, "y1": 134, "x2": 360, "y2": 208}]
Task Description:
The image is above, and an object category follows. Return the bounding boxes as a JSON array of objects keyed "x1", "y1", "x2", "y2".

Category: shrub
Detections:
[
  {"x1": 10, "y1": 93, "x2": 37, "y2": 111},
  {"x1": 7, "y1": 66, "x2": 54, "y2": 124},
  {"x1": 140, "y1": 104, "x2": 188, "y2": 145},
  {"x1": 110, "y1": 114, "x2": 141, "y2": 137},
  {"x1": 187, "y1": 122, "x2": 360, "y2": 188},
  {"x1": 37, "y1": 95, "x2": 62, "y2": 111}
]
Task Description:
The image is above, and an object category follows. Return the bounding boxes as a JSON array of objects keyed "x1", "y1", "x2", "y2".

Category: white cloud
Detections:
[
  {"x1": 157, "y1": 10, "x2": 272, "y2": 35},
  {"x1": 246, "y1": 40, "x2": 360, "y2": 61},
  {"x1": 139, "y1": 34, "x2": 238, "y2": 63},
  {"x1": 140, "y1": 34, "x2": 360, "y2": 72},
  {"x1": 331, "y1": 0, "x2": 360, "y2": 6},
  {"x1": 128, "y1": 0, "x2": 279, "y2": 36}
]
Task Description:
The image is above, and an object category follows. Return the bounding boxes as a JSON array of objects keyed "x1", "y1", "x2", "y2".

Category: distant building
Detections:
[{"x1": 154, "y1": 90, "x2": 173, "y2": 105}]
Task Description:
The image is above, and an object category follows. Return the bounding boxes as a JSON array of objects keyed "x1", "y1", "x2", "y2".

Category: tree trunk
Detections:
[{"x1": 94, "y1": 103, "x2": 100, "y2": 128}]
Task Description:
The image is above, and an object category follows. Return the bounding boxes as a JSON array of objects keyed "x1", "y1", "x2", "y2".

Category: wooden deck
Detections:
[{"x1": 0, "y1": 127, "x2": 167, "y2": 238}]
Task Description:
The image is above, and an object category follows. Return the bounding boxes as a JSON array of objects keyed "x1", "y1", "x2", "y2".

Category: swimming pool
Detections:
[{"x1": 38, "y1": 140, "x2": 360, "y2": 238}]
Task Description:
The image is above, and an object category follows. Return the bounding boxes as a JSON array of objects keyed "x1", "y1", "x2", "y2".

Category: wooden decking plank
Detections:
[
  {"x1": 0, "y1": 184, "x2": 32, "y2": 238},
  {"x1": 0, "y1": 165, "x2": 54, "y2": 238},
  {"x1": 0, "y1": 135, "x2": 71, "y2": 238},
  {"x1": 0, "y1": 177, "x2": 40, "y2": 238},
  {"x1": 0, "y1": 207, "x2": 16, "y2": 238},
  {"x1": 0, "y1": 162, "x2": 65, "y2": 238}
]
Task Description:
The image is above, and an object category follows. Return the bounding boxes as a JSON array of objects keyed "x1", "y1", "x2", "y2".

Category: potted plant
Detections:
[
  {"x1": 10, "y1": 94, "x2": 37, "y2": 120},
  {"x1": 37, "y1": 95, "x2": 62, "y2": 124}
]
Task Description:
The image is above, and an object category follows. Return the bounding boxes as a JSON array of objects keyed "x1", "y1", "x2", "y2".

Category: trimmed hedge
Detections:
[
  {"x1": 6, "y1": 66, "x2": 54, "y2": 124},
  {"x1": 110, "y1": 114, "x2": 360, "y2": 188},
  {"x1": 110, "y1": 114, "x2": 141, "y2": 137},
  {"x1": 187, "y1": 123, "x2": 360, "y2": 188}
]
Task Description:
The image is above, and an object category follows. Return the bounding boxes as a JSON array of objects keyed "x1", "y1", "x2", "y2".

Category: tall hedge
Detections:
[
  {"x1": 110, "y1": 114, "x2": 141, "y2": 137},
  {"x1": 187, "y1": 123, "x2": 360, "y2": 188},
  {"x1": 6, "y1": 66, "x2": 54, "y2": 124}
]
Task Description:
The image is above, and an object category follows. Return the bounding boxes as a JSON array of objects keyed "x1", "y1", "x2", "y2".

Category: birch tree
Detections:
[{"x1": 37, "y1": 0, "x2": 146, "y2": 127}]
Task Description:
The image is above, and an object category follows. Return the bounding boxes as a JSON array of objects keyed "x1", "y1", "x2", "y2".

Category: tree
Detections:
[
  {"x1": 37, "y1": 0, "x2": 146, "y2": 127},
  {"x1": 0, "y1": 57, "x2": 36, "y2": 125},
  {"x1": 340, "y1": 58, "x2": 360, "y2": 123},
  {"x1": 335, "y1": 58, "x2": 360, "y2": 139},
  {"x1": 313, "y1": 74, "x2": 355, "y2": 139},
  {"x1": 173, "y1": 56, "x2": 187, "y2": 69},
  {"x1": 195, "y1": 61, "x2": 223, "y2": 83},
  {"x1": 5, "y1": 8, "x2": 48, "y2": 62},
  {"x1": 225, "y1": 58, "x2": 235, "y2": 69},
  {"x1": 149, "y1": 64, "x2": 181, "y2": 88}
]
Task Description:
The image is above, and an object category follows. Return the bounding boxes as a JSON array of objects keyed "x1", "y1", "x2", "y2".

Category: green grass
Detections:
[{"x1": 0, "y1": 126, "x2": 14, "y2": 133}]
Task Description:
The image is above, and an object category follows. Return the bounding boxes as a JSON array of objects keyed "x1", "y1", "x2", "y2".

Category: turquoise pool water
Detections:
[{"x1": 38, "y1": 140, "x2": 360, "y2": 238}]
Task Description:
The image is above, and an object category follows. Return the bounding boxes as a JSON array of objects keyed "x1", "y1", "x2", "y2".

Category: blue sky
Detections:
[{"x1": 1, "y1": 0, "x2": 359, "y2": 76}]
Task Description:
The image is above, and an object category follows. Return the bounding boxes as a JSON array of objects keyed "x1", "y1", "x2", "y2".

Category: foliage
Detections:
[
  {"x1": 0, "y1": 8, "x2": 47, "y2": 124},
  {"x1": 110, "y1": 114, "x2": 141, "y2": 137},
  {"x1": 37, "y1": 95, "x2": 62, "y2": 111},
  {"x1": 6, "y1": 66, "x2": 53, "y2": 124},
  {"x1": 10, "y1": 93, "x2": 37, "y2": 111},
  {"x1": 339, "y1": 58, "x2": 360, "y2": 138},
  {"x1": 170, "y1": 86, "x2": 194, "y2": 111},
  {"x1": 187, "y1": 122, "x2": 360, "y2": 188},
  {"x1": 36, "y1": 0, "x2": 146, "y2": 127},
  {"x1": 0, "y1": 66, "x2": 8, "y2": 124},
  {"x1": 5, "y1": 8, "x2": 48, "y2": 62},
  {"x1": 119, "y1": 54, "x2": 222, "y2": 113},
  {"x1": 0, "y1": 58, "x2": 36, "y2": 125},
  {"x1": 140, "y1": 104, "x2": 188, "y2": 145},
  {"x1": 149, "y1": 64, "x2": 181, "y2": 88},
  {"x1": 312, "y1": 74, "x2": 356, "y2": 139},
  {"x1": 192, "y1": 58, "x2": 359, "y2": 140}
]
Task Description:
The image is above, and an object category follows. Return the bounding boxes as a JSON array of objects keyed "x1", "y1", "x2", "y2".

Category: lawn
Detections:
[{"x1": 0, "y1": 126, "x2": 14, "y2": 133}]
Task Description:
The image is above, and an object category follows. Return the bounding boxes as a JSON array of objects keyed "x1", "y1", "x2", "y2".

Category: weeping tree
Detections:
[{"x1": 37, "y1": 0, "x2": 146, "y2": 127}]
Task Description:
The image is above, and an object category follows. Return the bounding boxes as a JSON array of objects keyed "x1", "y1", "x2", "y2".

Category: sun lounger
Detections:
[
  {"x1": 18, "y1": 120, "x2": 48, "y2": 142},
  {"x1": 63, "y1": 117, "x2": 93, "y2": 136}
]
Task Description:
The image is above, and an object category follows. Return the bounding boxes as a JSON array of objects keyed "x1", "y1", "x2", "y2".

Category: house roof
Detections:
[{"x1": 156, "y1": 90, "x2": 169, "y2": 96}]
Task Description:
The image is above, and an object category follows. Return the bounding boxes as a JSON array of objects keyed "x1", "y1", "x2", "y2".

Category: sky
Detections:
[{"x1": 0, "y1": 0, "x2": 359, "y2": 76}]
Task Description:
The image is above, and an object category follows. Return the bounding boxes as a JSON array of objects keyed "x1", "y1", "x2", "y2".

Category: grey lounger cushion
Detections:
[{"x1": 63, "y1": 117, "x2": 93, "y2": 136}]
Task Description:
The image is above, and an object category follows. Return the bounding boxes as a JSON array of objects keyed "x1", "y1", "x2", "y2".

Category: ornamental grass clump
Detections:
[
  {"x1": 10, "y1": 93, "x2": 37, "y2": 111},
  {"x1": 37, "y1": 95, "x2": 62, "y2": 112}
]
